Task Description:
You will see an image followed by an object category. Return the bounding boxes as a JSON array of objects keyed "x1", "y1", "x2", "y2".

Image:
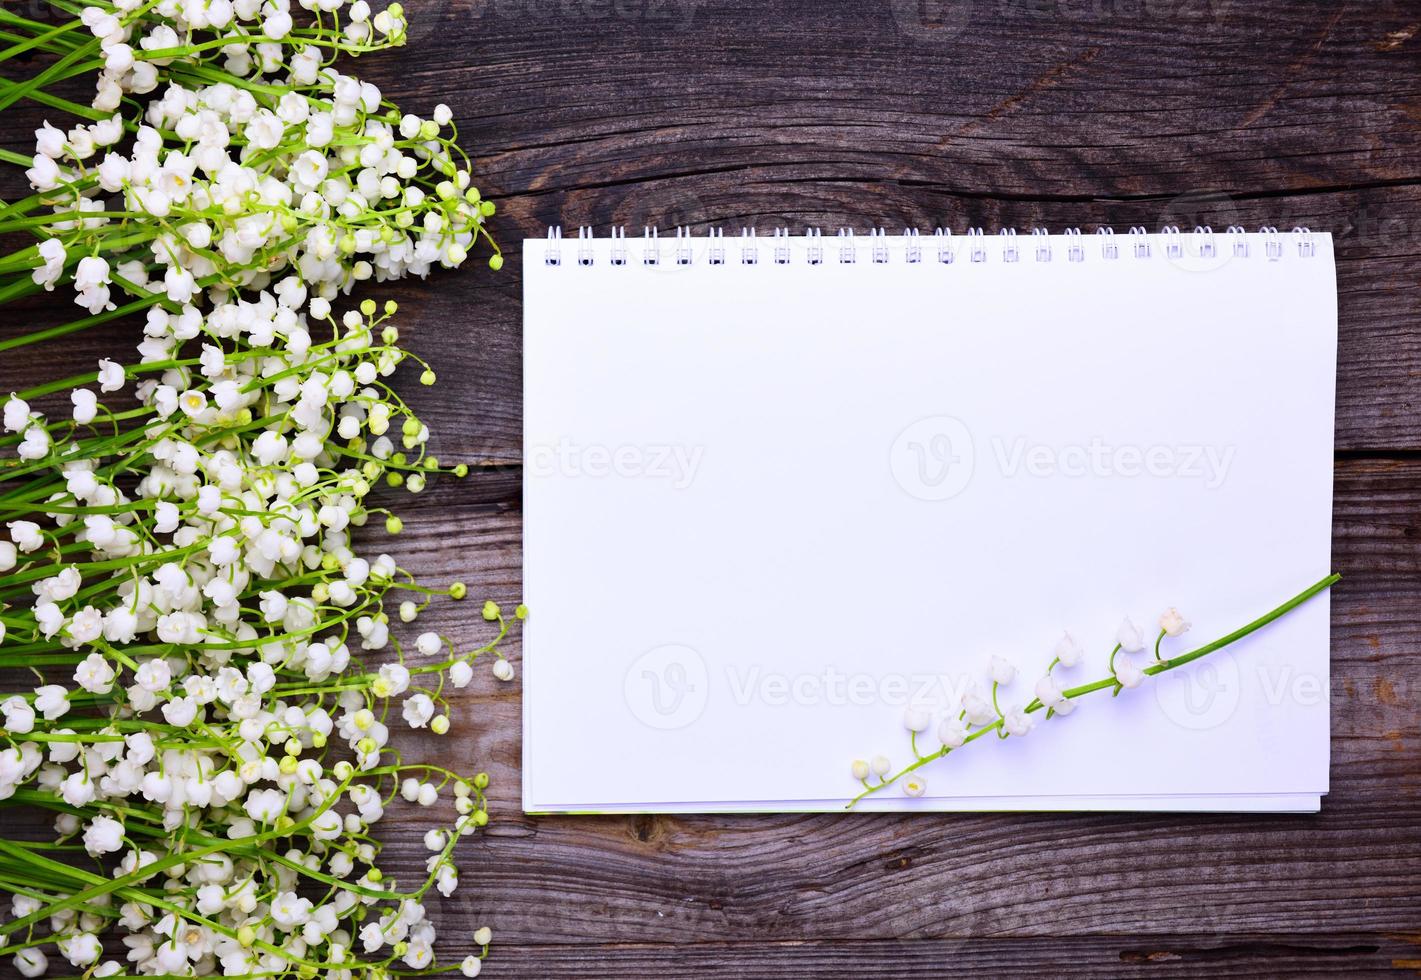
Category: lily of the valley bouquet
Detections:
[{"x1": 0, "y1": 1, "x2": 512, "y2": 976}]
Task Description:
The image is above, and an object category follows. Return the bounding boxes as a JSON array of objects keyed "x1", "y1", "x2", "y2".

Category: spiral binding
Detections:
[{"x1": 542, "y1": 226, "x2": 1320, "y2": 266}]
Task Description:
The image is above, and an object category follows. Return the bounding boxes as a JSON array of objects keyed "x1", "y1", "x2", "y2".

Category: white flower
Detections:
[
  {"x1": 963, "y1": 691, "x2": 995, "y2": 726},
  {"x1": 360, "y1": 920, "x2": 386, "y2": 953},
  {"x1": 461, "y1": 954, "x2": 483, "y2": 977},
  {"x1": 102, "y1": 607, "x2": 137, "y2": 644},
  {"x1": 34, "y1": 602, "x2": 63, "y2": 638},
  {"x1": 71, "y1": 388, "x2": 98, "y2": 424},
  {"x1": 415, "y1": 631, "x2": 442, "y2": 656},
  {"x1": 0, "y1": 541, "x2": 15, "y2": 572},
  {"x1": 3, "y1": 395, "x2": 30, "y2": 433},
  {"x1": 869, "y1": 755, "x2": 891, "y2": 778},
  {"x1": 989, "y1": 655, "x2": 1017, "y2": 686},
  {"x1": 0, "y1": 697, "x2": 35, "y2": 734},
  {"x1": 1053, "y1": 631, "x2": 1083, "y2": 667},
  {"x1": 1159, "y1": 607, "x2": 1190, "y2": 637},
  {"x1": 35, "y1": 120, "x2": 65, "y2": 158},
  {"x1": 26, "y1": 153, "x2": 59, "y2": 190},
  {"x1": 134, "y1": 658, "x2": 172, "y2": 693},
  {"x1": 58, "y1": 932, "x2": 102, "y2": 966},
  {"x1": 901, "y1": 774, "x2": 927, "y2": 797},
  {"x1": 92, "y1": 113, "x2": 122, "y2": 146},
  {"x1": 1003, "y1": 706, "x2": 1034, "y2": 737},
  {"x1": 66, "y1": 467, "x2": 98, "y2": 501},
  {"x1": 178, "y1": 388, "x2": 208, "y2": 418},
  {"x1": 74, "y1": 254, "x2": 110, "y2": 292},
  {"x1": 82, "y1": 815, "x2": 125, "y2": 856},
  {"x1": 1116, "y1": 617, "x2": 1145, "y2": 652},
  {"x1": 33, "y1": 685, "x2": 69, "y2": 720},
  {"x1": 850, "y1": 759, "x2": 870, "y2": 781},
  {"x1": 103, "y1": 41, "x2": 134, "y2": 73},
  {"x1": 18, "y1": 426, "x2": 50, "y2": 461},
  {"x1": 1034, "y1": 674, "x2": 1065, "y2": 710},
  {"x1": 1114, "y1": 654, "x2": 1146, "y2": 690},
  {"x1": 164, "y1": 266, "x2": 197, "y2": 304},
  {"x1": 161, "y1": 696, "x2": 198, "y2": 727},
  {"x1": 293, "y1": 149, "x2": 328, "y2": 188},
  {"x1": 209, "y1": 535, "x2": 239, "y2": 566},
  {"x1": 154, "y1": 941, "x2": 188, "y2": 974},
  {"x1": 247, "y1": 662, "x2": 275, "y2": 695},
  {"x1": 492, "y1": 659, "x2": 514, "y2": 682},
  {"x1": 97, "y1": 358, "x2": 124, "y2": 392},
  {"x1": 8, "y1": 520, "x2": 42, "y2": 552},
  {"x1": 937, "y1": 715, "x2": 967, "y2": 748},
  {"x1": 473, "y1": 926, "x2": 493, "y2": 947},
  {"x1": 244, "y1": 787, "x2": 286, "y2": 824},
  {"x1": 14, "y1": 949, "x2": 47, "y2": 978},
  {"x1": 305, "y1": 111, "x2": 334, "y2": 146},
  {"x1": 271, "y1": 891, "x2": 313, "y2": 930},
  {"x1": 902, "y1": 706, "x2": 930, "y2": 733},
  {"x1": 401, "y1": 693, "x2": 434, "y2": 728},
  {"x1": 36, "y1": 566, "x2": 81, "y2": 602},
  {"x1": 376, "y1": 662, "x2": 410, "y2": 697},
  {"x1": 74, "y1": 653, "x2": 116, "y2": 693},
  {"x1": 449, "y1": 660, "x2": 473, "y2": 688},
  {"x1": 32, "y1": 238, "x2": 65, "y2": 290},
  {"x1": 259, "y1": 590, "x2": 288, "y2": 622},
  {"x1": 60, "y1": 770, "x2": 95, "y2": 806},
  {"x1": 244, "y1": 110, "x2": 285, "y2": 150}
]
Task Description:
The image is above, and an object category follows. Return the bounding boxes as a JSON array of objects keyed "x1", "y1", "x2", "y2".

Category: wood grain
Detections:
[
  {"x1": 417, "y1": 936, "x2": 1421, "y2": 979},
  {"x1": 3, "y1": 1, "x2": 1421, "y2": 976}
]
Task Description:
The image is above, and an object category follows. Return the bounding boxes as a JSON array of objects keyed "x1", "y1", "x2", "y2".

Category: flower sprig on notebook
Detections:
[{"x1": 847, "y1": 574, "x2": 1340, "y2": 807}]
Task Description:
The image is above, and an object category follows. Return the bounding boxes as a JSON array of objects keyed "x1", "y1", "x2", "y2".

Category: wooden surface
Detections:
[{"x1": 5, "y1": 0, "x2": 1421, "y2": 976}]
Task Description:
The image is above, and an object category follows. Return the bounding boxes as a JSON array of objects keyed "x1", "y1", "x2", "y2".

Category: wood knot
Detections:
[{"x1": 628, "y1": 814, "x2": 664, "y2": 844}]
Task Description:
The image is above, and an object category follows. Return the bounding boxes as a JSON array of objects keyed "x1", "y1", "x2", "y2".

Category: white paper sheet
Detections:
[{"x1": 522, "y1": 231, "x2": 1337, "y2": 813}]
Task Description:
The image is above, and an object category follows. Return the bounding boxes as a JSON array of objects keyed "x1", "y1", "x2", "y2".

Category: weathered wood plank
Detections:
[
  {"x1": 370, "y1": 1, "x2": 1421, "y2": 200},
  {"x1": 425, "y1": 935, "x2": 1421, "y2": 979}
]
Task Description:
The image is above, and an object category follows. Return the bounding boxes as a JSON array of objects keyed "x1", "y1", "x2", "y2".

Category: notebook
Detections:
[{"x1": 521, "y1": 227, "x2": 1337, "y2": 813}]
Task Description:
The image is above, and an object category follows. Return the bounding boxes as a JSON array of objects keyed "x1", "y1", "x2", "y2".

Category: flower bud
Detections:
[{"x1": 1159, "y1": 607, "x2": 1190, "y2": 637}]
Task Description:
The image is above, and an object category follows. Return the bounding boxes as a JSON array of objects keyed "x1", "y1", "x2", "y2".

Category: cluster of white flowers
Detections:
[
  {"x1": 23, "y1": 0, "x2": 500, "y2": 326},
  {"x1": 0, "y1": 288, "x2": 521, "y2": 975},
  {"x1": 0, "y1": 1, "x2": 513, "y2": 976},
  {"x1": 850, "y1": 607, "x2": 1194, "y2": 802}
]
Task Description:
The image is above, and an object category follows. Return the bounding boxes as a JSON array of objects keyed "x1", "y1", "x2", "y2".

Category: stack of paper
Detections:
[{"x1": 522, "y1": 230, "x2": 1337, "y2": 813}]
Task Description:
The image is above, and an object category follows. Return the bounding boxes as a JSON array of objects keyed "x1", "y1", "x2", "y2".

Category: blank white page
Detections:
[{"x1": 522, "y1": 231, "x2": 1337, "y2": 813}]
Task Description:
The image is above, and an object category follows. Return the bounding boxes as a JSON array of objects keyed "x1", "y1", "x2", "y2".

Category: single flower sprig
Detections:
[{"x1": 847, "y1": 573, "x2": 1340, "y2": 809}]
